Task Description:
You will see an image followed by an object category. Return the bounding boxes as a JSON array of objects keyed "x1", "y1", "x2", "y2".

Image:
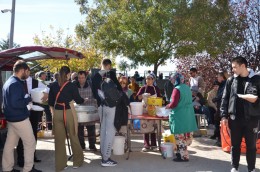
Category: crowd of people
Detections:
[{"x1": 1, "y1": 56, "x2": 259, "y2": 172}]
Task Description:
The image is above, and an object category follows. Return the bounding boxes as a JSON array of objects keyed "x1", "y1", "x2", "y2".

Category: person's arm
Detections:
[
  {"x1": 136, "y1": 86, "x2": 145, "y2": 101},
  {"x1": 71, "y1": 83, "x2": 84, "y2": 104},
  {"x1": 220, "y1": 77, "x2": 233, "y2": 120},
  {"x1": 207, "y1": 91, "x2": 217, "y2": 110},
  {"x1": 165, "y1": 88, "x2": 180, "y2": 109},
  {"x1": 198, "y1": 76, "x2": 206, "y2": 92},
  {"x1": 10, "y1": 84, "x2": 31, "y2": 109},
  {"x1": 48, "y1": 84, "x2": 55, "y2": 107}
]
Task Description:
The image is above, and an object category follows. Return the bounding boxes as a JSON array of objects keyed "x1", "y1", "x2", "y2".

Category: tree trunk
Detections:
[{"x1": 153, "y1": 64, "x2": 159, "y2": 77}]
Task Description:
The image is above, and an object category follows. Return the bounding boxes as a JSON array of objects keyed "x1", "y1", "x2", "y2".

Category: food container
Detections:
[
  {"x1": 147, "y1": 97, "x2": 162, "y2": 116},
  {"x1": 30, "y1": 88, "x2": 46, "y2": 103},
  {"x1": 74, "y1": 105, "x2": 99, "y2": 123},
  {"x1": 156, "y1": 107, "x2": 171, "y2": 117},
  {"x1": 130, "y1": 102, "x2": 143, "y2": 116}
]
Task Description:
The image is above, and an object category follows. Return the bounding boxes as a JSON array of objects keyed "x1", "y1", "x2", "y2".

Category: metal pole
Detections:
[{"x1": 9, "y1": 0, "x2": 15, "y2": 48}]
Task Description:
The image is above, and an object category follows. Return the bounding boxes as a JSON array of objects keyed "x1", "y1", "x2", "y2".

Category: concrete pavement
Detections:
[{"x1": 1, "y1": 134, "x2": 259, "y2": 172}]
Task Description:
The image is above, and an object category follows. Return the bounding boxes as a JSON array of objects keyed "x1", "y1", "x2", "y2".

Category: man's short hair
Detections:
[
  {"x1": 231, "y1": 56, "x2": 248, "y2": 68},
  {"x1": 78, "y1": 71, "x2": 87, "y2": 77},
  {"x1": 13, "y1": 60, "x2": 29, "y2": 73},
  {"x1": 38, "y1": 71, "x2": 46, "y2": 77},
  {"x1": 102, "y1": 59, "x2": 112, "y2": 66},
  {"x1": 189, "y1": 67, "x2": 197, "y2": 73}
]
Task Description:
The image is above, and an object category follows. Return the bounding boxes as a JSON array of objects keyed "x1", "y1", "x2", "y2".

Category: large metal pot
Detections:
[{"x1": 74, "y1": 105, "x2": 99, "y2": 123}]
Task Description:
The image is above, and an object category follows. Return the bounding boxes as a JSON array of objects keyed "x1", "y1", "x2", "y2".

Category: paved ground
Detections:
[{"x1": 0, "y1": 133, "x2": 259, "y2": 172}]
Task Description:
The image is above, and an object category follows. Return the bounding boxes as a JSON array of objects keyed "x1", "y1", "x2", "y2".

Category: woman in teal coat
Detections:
[{"x1": 166, "y1": 72, "x2": 197, "y2": 162}]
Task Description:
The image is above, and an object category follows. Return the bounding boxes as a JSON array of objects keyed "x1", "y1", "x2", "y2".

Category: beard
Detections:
[{"x1": 21, "y1": 72, "x2": 28, "y2": 80}]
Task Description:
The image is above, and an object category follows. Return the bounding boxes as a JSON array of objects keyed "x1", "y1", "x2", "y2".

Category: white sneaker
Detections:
[
  {"x1": 231, "y1": 168, "x2": 238, "y2": 172},
  {"x1": 249, "y1": 170, "x2": 255, "y2": 172}
]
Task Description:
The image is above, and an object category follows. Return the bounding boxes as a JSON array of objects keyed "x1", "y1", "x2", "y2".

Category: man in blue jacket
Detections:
[{"x1": 2, "y1": 60, "x2": 41, "y2": 172}]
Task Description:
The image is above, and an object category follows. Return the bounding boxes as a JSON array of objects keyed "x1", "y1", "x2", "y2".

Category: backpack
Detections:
[{"x1": 99, "y1": 72, "x2": 122, "y2": 107}]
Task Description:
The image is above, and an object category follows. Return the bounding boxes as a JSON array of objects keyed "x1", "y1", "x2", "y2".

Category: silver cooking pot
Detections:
[{"x1": 74, "y1": 105, "x2": 99, "y2": 123}]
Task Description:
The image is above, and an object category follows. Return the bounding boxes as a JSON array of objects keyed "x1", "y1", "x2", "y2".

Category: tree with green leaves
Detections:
[{"x1": 75, "y1": 0, "x2": 243, "y2": 75}]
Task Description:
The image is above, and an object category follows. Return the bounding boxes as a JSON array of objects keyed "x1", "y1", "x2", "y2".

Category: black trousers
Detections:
[
  {"x1": 229, "y1": 118, "x2": 258, "y2": 171},
  {"x1": 17, "y1": 110, "x2": 42, "y2": 163},
  {"x1": 78, "y1": 124, "x2": 96, "y2": 149}
]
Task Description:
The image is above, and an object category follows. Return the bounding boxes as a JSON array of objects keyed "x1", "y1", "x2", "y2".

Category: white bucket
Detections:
[
  {"x1": 113, "y1": 136, "x2": 125, "y2": 155},
  {"x1": 161, "y1": 143, "x2": 174, "y2": 158},
  {"x1": 130, "y1": 102, "x2": 143, "y2": 116}
]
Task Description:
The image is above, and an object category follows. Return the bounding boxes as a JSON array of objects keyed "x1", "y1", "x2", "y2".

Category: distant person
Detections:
[
  {"x1": 165, "y1": 72, "x2": 197, "y2": 162},
  {"x1": 128, "y1": 76, "x2": 140, "y2": 100},
  {"x1": 164, "y1": 75, "x2": 174, "y2": 104},
  {"x1": 37, "y1": 71, "x2": 52, "y2": 130},
  {"x1": 211, "y1": 72, "x2": 227, "y2": 147},
  {"x1": 189, "y1": 67, "x2": 205, "y2": 96},
  {"x1": 38, "y1": 71, "x2": 47, "y2": 84},
  {"x1": 159, "y1": 73, "x2": 163, "y2": 80},
  {"x1": 2, "y1": 60, "x2": 41, "y2": 172},
  {"x1": 206, "y1": 80, "x2": 219, "y2": 127},
  {"x1": 191, "y1": 86, "x2": 212, "y2": 127},
  {"x1": 221, "y1": 56, "x2": 260, "y2": 172},
  {"x1": 134, "y1": 71, "x2": 140, "y2": 80}
]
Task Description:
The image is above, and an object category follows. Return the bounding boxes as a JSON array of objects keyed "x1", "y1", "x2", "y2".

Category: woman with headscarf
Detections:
[
  {"x1": 48, "y1": 66, "x2": 85, "y2": 171},
  {"x1": 165, "y1": 72, "x2": 197, "y2": 162},
  {"x1": 136, "y1": 74, "x2": 162, "y2": 151}
]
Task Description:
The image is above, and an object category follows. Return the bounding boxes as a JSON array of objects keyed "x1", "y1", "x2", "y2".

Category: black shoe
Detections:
[
  {"x1": 210, "y1": 135, "x2": 217, "y2": 139},
  {"x1": 17, "y1": 161, "x2": 24, "y2": 168},
  {"x1": 29, "y1": 167, "x2": 42, "y2": 172},
  {"x1": 34, "y1": 157, "x2": 41, "y2": 163},
  {"x1": 89, "y1": 145, "x2": 97, "y2": 151},
  {"x1": 173, "y1": 158, "x2": 189, "y2": 162},
  {"x1": 215, "y1": 141, "x2": 221, "y2": 147}
]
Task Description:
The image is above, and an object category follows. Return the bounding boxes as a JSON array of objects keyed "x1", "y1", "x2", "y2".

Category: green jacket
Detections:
[{"x1": 169, "y1": 84, "x2": 197, "y2": 134}]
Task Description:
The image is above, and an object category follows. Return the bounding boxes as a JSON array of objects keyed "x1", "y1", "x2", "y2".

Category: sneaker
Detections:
[
  {"x1": 141, "y1": 147, "x2": 150, "y2": 152},
  {"x1": 101, "y1": 158, "x2": 117, "y2": 167},
  {"x1": 150, "y1": 146, "x2": 159, "y2": 151},
  {"x1": 231, "y1": 168, "x2": 239, "y2": 172},
  {"x1": 210, "y1": 135, "x2": 217, "y2": 139},
  {"x1": 215, "y1": 140, "x2": 221, "y2": 147},
  {"x1": 248, "y1": 170, "x2": 255, "y2": 172},
  {"x1": 89, "y1": 145, "x2": 97, "y2": 151}
]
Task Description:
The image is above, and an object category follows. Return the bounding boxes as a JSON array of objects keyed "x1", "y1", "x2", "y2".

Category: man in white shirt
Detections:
[{"x1": 189, "y1": 67, "x2": 206, "y2": 96}]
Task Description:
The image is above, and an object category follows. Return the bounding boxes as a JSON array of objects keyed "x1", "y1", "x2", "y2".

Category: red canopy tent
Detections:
[{"x1": 0, "y1": 46, "x2": 85, "y2": 71}]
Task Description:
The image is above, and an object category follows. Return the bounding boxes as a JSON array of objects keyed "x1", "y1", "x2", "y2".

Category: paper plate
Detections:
[
  {"x1": 237, "y1": 94, "x2": 257, "y2": 99},
  {"x1": 31, "y1": 105, "x2": 44, "y2": 111}
]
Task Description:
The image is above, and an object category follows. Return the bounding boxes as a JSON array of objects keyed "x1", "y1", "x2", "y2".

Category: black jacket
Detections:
[
  {"x1": 92, "y1": 70, "x2": 122, "y2": 107},
  {"x1": 220, "y1": 71, "x2": 260, "y2": 119},
  {"x1": 114, "y1": 92, "x2": 130, "y2": 131}
]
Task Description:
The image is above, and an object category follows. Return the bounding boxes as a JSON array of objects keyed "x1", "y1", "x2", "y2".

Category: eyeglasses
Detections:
[{"x1": 146, "y1": 78, "x2": 152, "y2": 80}]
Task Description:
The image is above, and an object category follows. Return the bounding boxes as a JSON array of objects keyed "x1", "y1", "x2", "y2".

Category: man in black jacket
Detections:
[{"x1": 220, "y1": 56, "x2": 260, "y2": 172}]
